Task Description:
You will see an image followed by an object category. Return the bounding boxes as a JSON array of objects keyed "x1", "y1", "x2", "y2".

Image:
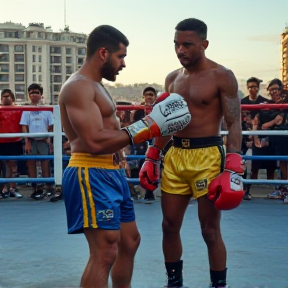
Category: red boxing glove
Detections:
[
  {"x1": 208, "y1": 153, "x2": 245, "y2": 210},
  {"x1": 139, "y1": 146, "x2": 163, "y2": 191}
]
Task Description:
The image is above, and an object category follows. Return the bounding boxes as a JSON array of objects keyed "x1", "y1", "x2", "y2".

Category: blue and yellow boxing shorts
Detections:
[
  {"x1": 161, "y1": 136, "x2": 225, "y2": 199},
  {"x1": 62, "y1": 153, "x2": 135, "y2": 234}
]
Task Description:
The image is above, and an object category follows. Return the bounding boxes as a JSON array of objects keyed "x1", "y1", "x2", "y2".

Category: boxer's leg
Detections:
[
  {"x1": 162, "y1": 192, "x2": 190, "y2": 287},
  {"x1": 82, "y1": 228, "x2": 120, "y2": 288},
  {"x1": 111, "y1": 221, "x2": 140, "y2": 288},
  {"x1": 198, "y1": 195, "x2": 227, "y2": 287}
]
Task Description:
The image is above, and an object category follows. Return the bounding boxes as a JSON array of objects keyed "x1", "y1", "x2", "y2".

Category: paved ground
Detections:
[{"x1": 0, "y1": 184, "x2": 288, "y2": 288}]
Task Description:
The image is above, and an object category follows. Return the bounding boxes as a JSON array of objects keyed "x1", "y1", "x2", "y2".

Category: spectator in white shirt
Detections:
[{"x1": 20, "y1": 83, "x2": 54, "y2": 200}]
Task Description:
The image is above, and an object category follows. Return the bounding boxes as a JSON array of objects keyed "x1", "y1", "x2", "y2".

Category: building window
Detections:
[
  {"x1": 53, "y1": 75, "x2": 62, "y2": 82},
  {"x1": 0, "y1": 74, "x2": 9, "y2": 82},
  {"x1": 15, "y1": 64, "x2": 24, "y2": 72},
  {"x1": 66, "y1": 48, "x2": 72, "y2": 55},
  {"x1": 4, "y1": 32, "x2": 16, "y2": 38},
  {"x1": 33, "y1": 74, "x2": 36, "y2": 81},
  {"x1": 39, "y1": 65, "x2": 42, "y2": 72},
  {"x1": 51, "y1": 66, "x2": 61, "y2": 73},
  {"x1": 15, "y1": 84, "x2": 25, "y2": 92},
  {"x1": 66, "y1": 66, "x2": 72, "y2": 74},
  {"x1": 50, "y1": 46, "x2": 61, "y2": 54},
  {"x1": 14, "y1": 45, "x2": 24, "y2": 52},
  {"x1": 78, "y1": 57, "x2": 84, "y2": 65},
  {"x1": 32, "y1": 55, "x2": 36, "y2": 62},
  {"x1": 39, "y1": 55, "x2": 42, "y2": 62},
  {"x1": 0, "y1": 64, "x2": 9, "y2": 72},
  {"x1": 37, "y1": 32, "x2": 42, "y2": 39},
  {"x1": 14, "y1": 54, "x2": 24, "y2": 62},
  {"x1": 51, "y1": 56, "x2": 61, "y2": 63},
  {"x1": 0, "y1": 54, "x2": 9, "y2": 62},
  {"x1": 15, "y1": 74, "x2": 24, "y2": 82},
  {"x1": 38, "y1": 46, "x2": 42, "y2": 53},
  {"x1": 32, "y1": 65, "x2": 36, "y2": 73},
  {"x1": 54, "y1": 84, "x2": 61, "y2": 92},
  {"x1": 0, "y1": 44, "x2": 9, "y2": 52},
  {"x1": 78, "y1": 48, "x2": 86, "y2": 55},
  {"x1": 66, "y1": 57, "x2": 72, "y2": 64},
  {"x1": 38, "y1": 75, "x2": 42, "y2": 82},
  {"x1": 32, "y1": 46, "x2": 36, "y2": 52},
  {"x1": 0, "y1": 84, "x2": 10, "y2": 91}
]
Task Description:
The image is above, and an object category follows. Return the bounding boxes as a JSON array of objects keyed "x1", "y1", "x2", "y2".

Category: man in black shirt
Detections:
[
  {"x1": 241, "y1": 77, "x2": 268, "y2": 200},
  {"x1": 133, "y1": 86, "x2": 158, "y2": 201}
]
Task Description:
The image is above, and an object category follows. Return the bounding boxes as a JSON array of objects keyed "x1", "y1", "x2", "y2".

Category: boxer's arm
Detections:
[
  {"x1": 219, "y1": 69, "x2": 242, "y2": 153},
  {"x1": 60, "y1": 80, "x2": 132, "y2": 155},
  {"x1": 153, "y1": 135, "x2": 172, "y2": 151}
]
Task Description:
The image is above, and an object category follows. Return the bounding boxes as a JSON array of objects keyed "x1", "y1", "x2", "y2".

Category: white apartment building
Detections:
[
  {"x1": 281, "y1": 26, "x2": 288, "y2": 88},
  {"x1": 0, "y1": 21, "x2": 87, "y2": 104}
]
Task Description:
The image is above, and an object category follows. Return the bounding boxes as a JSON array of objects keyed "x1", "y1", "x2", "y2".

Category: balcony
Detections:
[
  {"x1": 50, "y1": 47, "x2": 61, "y2": 54},
  {"x1": 51, "y1": 68, "x2": 61, "y2": 74}
]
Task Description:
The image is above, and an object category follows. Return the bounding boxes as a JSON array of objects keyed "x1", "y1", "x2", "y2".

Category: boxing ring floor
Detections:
[{"x1": 0, "y1": 190, "x2": 287, "y2": 288}]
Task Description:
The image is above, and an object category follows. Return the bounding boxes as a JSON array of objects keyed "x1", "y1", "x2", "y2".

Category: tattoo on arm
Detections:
[{"x1": 221, "y1": 70, "x2": 242, "y2": 153}]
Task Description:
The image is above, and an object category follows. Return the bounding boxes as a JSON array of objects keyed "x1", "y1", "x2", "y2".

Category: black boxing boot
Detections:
[
  {"x1": 209, "y1": 268, "x2": 228, "y2": 287},
  {"x1": 164, "y1": 260, "x2": 186, "y2": 287}
]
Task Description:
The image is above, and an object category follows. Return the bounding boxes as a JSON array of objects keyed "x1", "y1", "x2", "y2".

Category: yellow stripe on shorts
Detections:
[
  {"x1": 77, "y1": 167, "x2": 89, "y2": 228},
  {"x1": 84, "y1": 167, "x2": 97, "y2": 228}
]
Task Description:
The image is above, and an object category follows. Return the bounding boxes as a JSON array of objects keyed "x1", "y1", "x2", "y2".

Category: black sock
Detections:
[{"x1": 210, "y1": 268, "x2": 227, "y2": 287}]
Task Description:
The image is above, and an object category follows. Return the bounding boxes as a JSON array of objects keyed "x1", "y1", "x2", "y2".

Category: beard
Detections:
[{"x1": 101, "y1": 56, "x2": 116, "y2": 81}]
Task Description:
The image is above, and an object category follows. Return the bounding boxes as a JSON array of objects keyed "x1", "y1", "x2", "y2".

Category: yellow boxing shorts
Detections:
[{"x1": 161, "y1": 136, "x2": 225, "y2": 199}]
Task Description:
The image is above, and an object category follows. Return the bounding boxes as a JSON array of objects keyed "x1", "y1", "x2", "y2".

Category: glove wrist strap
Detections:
[
  {"x1": 224, "y1": 153, "x2": 245, "y2": 174},
  {"x1": 122, "y1": 119, "x2": 148, "y2": 145},
  {"x1": 146, "y1": 146, "x2": 163, "y2": 161}
]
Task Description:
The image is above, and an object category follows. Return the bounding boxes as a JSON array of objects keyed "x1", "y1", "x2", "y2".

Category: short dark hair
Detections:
[
  {"x1": 1, "y1": 88, "x2": 15, "y2": 102},
  {"x1": 86, "y1": 25, "x2": 129, "y2": 59},
  {"x1": 175, "y1": 18, "x2": 207, "y2": 40},
  {"x1": 28, "y1": 83, "x2": 43, "y2": 95},
  {"x1": 247, "y1": 77, "x2": 261, "y2": 88},
  {"x1": 143, "y1": 86, "x2": 157, "y2": 95},
  {"x1": 268, "y1": 78, "x2": 283, "y2": 90}
]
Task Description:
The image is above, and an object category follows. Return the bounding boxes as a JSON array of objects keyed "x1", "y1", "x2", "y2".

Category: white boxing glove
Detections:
[{"x1": 123, "y1": 93, "x2": 191, "y2": 144}]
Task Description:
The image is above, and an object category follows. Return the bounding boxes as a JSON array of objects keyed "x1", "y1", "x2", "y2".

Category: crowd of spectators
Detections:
[
  {"x1": 241, "y1": 77, "x2": 288, "y2": 204},
  {"x1": 1, "y1": 81, "x2": 288, "y2": 204},
  {"x1": 0, "y1": 83, "x2": 57, "y2": 201}
]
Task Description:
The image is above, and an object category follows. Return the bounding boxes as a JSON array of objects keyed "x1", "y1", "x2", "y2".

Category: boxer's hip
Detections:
[{"x1": 161, "y1": 137, "x2": 225, "y2": 197}]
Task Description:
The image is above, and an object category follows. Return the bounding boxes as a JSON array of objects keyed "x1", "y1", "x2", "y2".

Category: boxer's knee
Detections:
[
  {"x1": 162, "y1": 217, "x2": 181, "y2": 235},
  {"x1": 201, "y1": 226, "x2": 220, "y2": 246}
]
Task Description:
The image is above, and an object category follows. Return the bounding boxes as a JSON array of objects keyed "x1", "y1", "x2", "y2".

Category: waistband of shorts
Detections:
[
  {"x1": 68, "y1": 153, "x2": 119, "y2": 169},
  {"x1": 173, "y1": 136, "x2": 223, "y2": 149}
]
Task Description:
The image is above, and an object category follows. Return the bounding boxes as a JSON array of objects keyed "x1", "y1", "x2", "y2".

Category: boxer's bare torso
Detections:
[
  {"x1": 166, "y1": 62, "x2": 237, "y2": 138},
  {"x1": 59, "y1": 72, "x2": 122, "y2": 154}
]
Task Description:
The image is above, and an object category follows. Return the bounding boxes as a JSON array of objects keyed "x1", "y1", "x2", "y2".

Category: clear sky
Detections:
[{"x1": 1, "y1": 0, "x2": 288, "y2": 86}]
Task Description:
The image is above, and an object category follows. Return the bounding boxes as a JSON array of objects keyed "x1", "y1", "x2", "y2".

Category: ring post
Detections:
[{"x1": 53, "y1": 105, "x2": 63, "y2": 186}]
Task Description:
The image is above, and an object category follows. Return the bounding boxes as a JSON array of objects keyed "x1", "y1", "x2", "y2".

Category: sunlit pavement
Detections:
[{"x1": 0, "y1": 187, "x2": 287, "y2": 288}]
